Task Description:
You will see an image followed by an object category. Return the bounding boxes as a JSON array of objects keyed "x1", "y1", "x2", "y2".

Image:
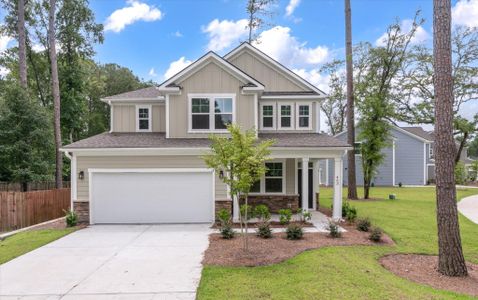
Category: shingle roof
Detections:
[
  {"x1": 262, "y1": 91, "x2": 319, "y2": 96},
  {"x1": 400, "y1": 127, "x2": 434, "y2": 141},
  {"x1": 102, "y1": 86, "x2": 162, "y2": 100},
  {"x1": 62, "y1": 132, "x2": 351, "y2": 149}
]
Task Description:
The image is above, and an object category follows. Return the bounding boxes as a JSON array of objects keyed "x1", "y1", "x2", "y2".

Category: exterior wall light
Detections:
[{"x1": 78, "y1": 171, "x2": 84, "y2": 180}]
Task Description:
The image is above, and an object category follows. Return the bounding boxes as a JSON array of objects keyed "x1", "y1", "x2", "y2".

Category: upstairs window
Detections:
[
  {"x1": 136, "y1": 105, "x2": 151, "y2": 132},
  {"x1": 279, "y1": 104, "x2": 293, "y2": 129},
  {"x1": 296, "y1": 103, "x2": 311, "y2": 129},
  {"x1": 261, "y1": 103, "x2": 275, "y2": 130},
  {"x1": 190, "y1": 95, "x2": 234, "y2": 131}
]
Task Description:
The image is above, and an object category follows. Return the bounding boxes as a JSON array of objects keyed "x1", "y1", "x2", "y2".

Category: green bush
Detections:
[
  {"x1": 64, "y1": 209, "x2": 78, "y2": 227},
  {"x1": 278, "y1": 209, "x2": 292, "y2": 225},
  {"x1": 256, "y1": 222, "x2": 272, "y2": 239},
  {"x1": 240, "y1": 204, "x2": 254, "y2": 221},
  {"x1": 220, "y1": 224, "x2": 235, "y2": 239},
  {"x1": 369, "y1": 227, "x2": 383, "y2": 242},
  {"x1": 217, "y1": 209, "x2": 231, "y2": 226},
  {"x1": 356, "y1": 218, "x2": 371, "y2": 232},
  {"x1": 327, "y1": 221, "x2": 341, "y2": 238},
  {"x1": 296, "y1": 208, "x2": 312, "y2": 222},
  {"x1": 286, "y1": 223, "x2": 303, "y2": 240},
  {"x1": 455, "y1": 161, "x2": 468, "y2": 185},
  {"x1": 342, "y1": 202, "x2": 357, "y2": 223},
  {"x1": 254, "y1": 204, "x2": 271, "y2": 222}
]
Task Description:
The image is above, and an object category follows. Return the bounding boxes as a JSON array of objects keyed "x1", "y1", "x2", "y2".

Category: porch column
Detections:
[
  {"x1": 333, "y1": 157, "x2": 343, "y2": 220},
  {"x1": 312, "y1": 159, "x2": 319, "y2": 210},
  {"x1": 232, "y1": 194, "x2": 240, "y2": 222},
  {"x1": 301, "y1": 157, "x2": 309, "y2": 211}
]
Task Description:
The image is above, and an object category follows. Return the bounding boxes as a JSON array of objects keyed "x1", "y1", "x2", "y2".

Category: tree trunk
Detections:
[
  {"x1": 345, "y1": 0, "x2": 358, "y2": 200},
  {"x1": 17, "y1": 0, "x2": 27, "y2": 88},
  {"x1": 433, "y1": 0, "x2": 468, "y2": 277},
  {"x1": 48, "y1": 0, "x2": 63, "y2": 189},
  {"x1": 455, "y1": 132, "x2": 468, "y2": 164}
]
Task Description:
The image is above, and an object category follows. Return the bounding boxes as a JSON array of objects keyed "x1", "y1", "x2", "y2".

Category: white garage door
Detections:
[{"x1": 90, "y1": 169, "x2": 214, "y2": 224}]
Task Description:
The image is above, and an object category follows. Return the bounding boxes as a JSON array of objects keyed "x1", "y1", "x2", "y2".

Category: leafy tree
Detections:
[
  {"x1": 319, "y1": 60, "x2": 347, "y2": 135},
  {"x1": 470, "y1": 161, "x2": 478, "y2": 181},
  {"x1": 0, "y1": 84, "x2": 54, "y2": 188},
  {"x1": 468, "y1": 135, "x2": 478, "y2": 158},
  {"x1": 203, "y1": 124, "x2": 273, "y2": 250},
  {"x1": 453, "y1": 115, "x2": 477, "y2": 163},
  {"x1": 356, "y1": 14, "x2": 422, "y2": 199},
  {"x1": 454, "y1": 161, "x2": 467, "y2": 185},
  {"x1": 245, "y1": 0, "x2": 276, "y2": 43},
  {"x1": 433, "y1": 0, "x2": 467, "y2": 277}
]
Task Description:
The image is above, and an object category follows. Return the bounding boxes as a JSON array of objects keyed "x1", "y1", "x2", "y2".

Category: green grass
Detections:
[
  {"x1": 198, "y1": 187, "x2": 478, "y2": 300},
  {"x1": 0, "y1": 228, "x2": 76, "y2": 264}
]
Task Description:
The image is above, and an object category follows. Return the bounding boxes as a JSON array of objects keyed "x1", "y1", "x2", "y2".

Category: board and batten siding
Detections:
[
  {"x1": 169, "y1": 61, "x2": 255, "y2": 138},
  {"x1": 228, "y1": 50, "x2": 307, "y2": 92},
  {"x1": 112, "y1": 104, "x2": 165, "y2": 133},
  {"x1": 75, "y1": 155, "x2": 227, "y2": 201}
]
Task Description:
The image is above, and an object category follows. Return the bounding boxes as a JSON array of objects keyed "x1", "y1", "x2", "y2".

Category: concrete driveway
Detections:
[
  {"x1": 0, "y1": 224, "x2": 211, "y2": 299},
  {"x1": 458, "y1": 194, "x2": 478, "y2": 224}
]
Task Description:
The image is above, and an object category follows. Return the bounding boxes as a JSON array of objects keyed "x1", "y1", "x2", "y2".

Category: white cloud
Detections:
[
  {"x1": 285, "y1": 0, "x2": 300, "y2": 17},
  {"x1": 253, "y1": 26, "x2": 329, "y2": 68},
  {"x1": 173, "y1": 31, "x2": 183, "y2": 37},
  {"x1": 0, "y1": 66, "x2": 9, "y2": 77},
  {"x1": 0, "y1": 35, "x2": 13, "y2": 52},
  {"x1": 293, "y1": 68, "x2": 330, "y2": 92},
  {"x1": 163, "y1": 56, "x2": 192, "y2": 79},
  {"x1": 202, "y1": 19, "x2": 249, "y2": 52},
  {"x1": 375, "y1": 19, "x2": 429, "y2": 47},
  {"x1": 148, "y1": 68, "x2": 157, "y2": 77},
  {"x1": 31, "y1": 43, "x2": 46, "y2": 52},
  {"x1": 452, "y1": 0, "x2": 478, "y2": 28},
  {"x1": 104, "y1": 0, "x2": 163, "y2": 33}
]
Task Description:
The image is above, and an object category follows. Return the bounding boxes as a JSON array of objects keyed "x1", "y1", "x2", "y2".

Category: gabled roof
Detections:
[
  {"x1": 157, "y1": 51, "x2": 265, "y2": 92},
  {"x1": 335, "y1": 124, "x2": 434, "y2": 143},
  {"x1": 224, "y1": 42, "x2": 326, "y2": 97},
  {"x1": 101, "y1": 86, "x2": 164, "y2": 102}
]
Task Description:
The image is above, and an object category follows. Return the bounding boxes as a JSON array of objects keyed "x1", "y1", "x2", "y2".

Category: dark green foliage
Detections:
[
  {"x1": 254, "y1": 204, "x2": 271, "y2": 222},
  {"x1": 220, "y1": 224, "x2": 235, "y2": 239},
  {"x1": 369, "y1": 227, "x2": 383, "y2": 242},
  {"x1": 356, "y1": 218, "x2": 371, "y2": 232},
  {"x1": 342, "y1": 201, "x2": 357, "y2": 222},
  {"x1": 256, "y1": 222, "x2": 272, "y2": 239},
  {"x1": 0, "y1": 84, "x2": 54, "y2": 183},
  {"x1": 216, "y1": 209, "x2": 231, "y2": 226},
  {"x1": 64, "y1": 209, "x2": 78, "y2": 227},
  {"x1": 278, "y1": 209, "x2": 292, "y2": 225},
  {"x1": 286, "y1": 223, "x2": 303, "y2": 240},
  {"x1": 216, "y1": 209, "x2": 234, "y2": 239},
  {"x1": 327, "y1": 221, "x2": 342, "y2": 238}
]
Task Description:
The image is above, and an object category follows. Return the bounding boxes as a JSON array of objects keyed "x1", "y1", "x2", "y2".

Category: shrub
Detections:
[
  {"x1": 455, "y1": 161, "x2": 468, "y2": 185},
  {"x1": 356, "y1": 218, "x2": 371, "y2": 232},
  {"x1": 256, "y1": 222, "x2": 272, "y2": 238},
  {"x1": 296, "y1": 208, "x2": 312, "y2": 222},
  {"x1": 327, "y1": 221, "x2": 341, "y2": 238},
  {"x1": 217, "y1": 209, "x2": 231, "y2": 226},
  {"x1": 286, "y1": 223, "x2": 303, "y2": 240},
  {"x1": 254, "y1": 204, "x2": 271, "y2": 222},
  {"x1": 369, "y1": 227, "x2": 383, "y2": 242},
  {"x1": 240, "y1": 204, "x2": 254, "y2": 222},
  {"x1": 278, "y1": 209, "x2": 292, "y2": 225},
  {"x1": 64, "y1": 209, "x2": 78, "y2": 227},
  {"x1": 398, "y1": 182, "x2": 403, "y2": 187},
  {"x1": 220, "y1": 224, "x2": 235, "y2": 239},
  {"x1": 342, "y1": 202, "x2": 357, "y2": 223}
]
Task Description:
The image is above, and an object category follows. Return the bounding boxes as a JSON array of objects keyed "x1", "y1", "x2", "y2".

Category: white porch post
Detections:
[
  {"x1": 333, "y1": 157, "x2": 343, "y2": 220},
  {"x1": 301, "y1": 157, "x2": 309, "y2": 211},
  {"x1": 312, "y1": 159, "x2": 319, "y2": 210},
  {"x1": 232, "y1": 194, "x2": 240, "y2": 222}
]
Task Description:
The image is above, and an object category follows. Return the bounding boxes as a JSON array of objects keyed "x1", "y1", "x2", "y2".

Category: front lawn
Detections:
[
  {"x1": 197, "y1": 187, "x2": 478, "y2": 300},
  {"x1": 0, "y1": 228, "x2": 76, "y2": 264}
]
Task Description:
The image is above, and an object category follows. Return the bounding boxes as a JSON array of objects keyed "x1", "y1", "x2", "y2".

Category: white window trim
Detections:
[
  {"x1": 260, "y1": 102, "x2": 276, "y2": 130},
  {"x1": 295, "y1": 102, "x2": 312, "y2": 130},
  {"x1": 249, "y1": 159, "x2": 286, "y2": 195},
  {"x1": 278, "y1": 102, "x2": 295, "y2": 130},
  {"x1": 136, "y1": 104, "x2": 152, "y2": 132},
  {"x1": 188, "y1": 93, "x2": 236, "y2": 133}
]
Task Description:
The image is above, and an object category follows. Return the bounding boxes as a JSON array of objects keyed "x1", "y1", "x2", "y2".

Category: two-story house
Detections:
[{"x1": 61, "y1": 43, "x2": 351, "y2": 224}]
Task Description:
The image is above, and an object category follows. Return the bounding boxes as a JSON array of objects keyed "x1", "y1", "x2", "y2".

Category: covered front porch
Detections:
[{"x1": 233, "y1": 146, "x2": 347, "y2": 221}]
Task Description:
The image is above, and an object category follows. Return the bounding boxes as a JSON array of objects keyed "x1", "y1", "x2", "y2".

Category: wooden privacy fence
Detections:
[
  {"x1": 0, "y1": 188, "x2": 70, "y2": 232},
  {"x1": 0, "y1": 181, "x2": 71, "y2": 192}
]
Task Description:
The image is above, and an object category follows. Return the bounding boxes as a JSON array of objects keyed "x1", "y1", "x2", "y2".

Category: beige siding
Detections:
[
  {"x1": 286, "y1": 158, "x2": 296, "y2": 194},
  {"x1": 228, "y1": 50, "x2": 307, "y2": 92},
  {"x1": 76, "y1": 155, "x2": 227, "y2": 201},
  {"x1": 112, "y1": 104, "x2": 165, "y2": 133},
  {"x1": 169, "y1": 61, "x2": 255, "y2": 138}
]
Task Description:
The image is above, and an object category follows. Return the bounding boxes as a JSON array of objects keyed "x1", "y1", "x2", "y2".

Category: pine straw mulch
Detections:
[
  {"x1": 203, "y1": 224, "x2": 394, "y2": 267},
  {"x1": 211, "y1": 221, "x2": 314, "y2": 229},
  {"x1": 380, "y1": 254, "x2": 478, "y2": 297}
]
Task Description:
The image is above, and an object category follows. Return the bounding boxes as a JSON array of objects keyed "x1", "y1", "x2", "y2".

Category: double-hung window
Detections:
[
  {"x1": 296, "y1": 103, "x2": 311, "y2": 129},
  {"x1": 261, "y1": 103, "x2": 275, "y2": 130},
  {"x1": 279, "y1": 103, "x2": 293, "y2": 129},
  {"x1": 190, "y1": 95, "x2": 234, "y2": 131},
  {"x1": 136, "y1": 105, "x2": 151, "y2": 132},
  {"x1": 249, "y1": 161, "x2": 285, "y2": 194}
]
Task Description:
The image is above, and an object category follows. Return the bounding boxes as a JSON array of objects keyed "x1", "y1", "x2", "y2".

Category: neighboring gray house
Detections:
[
  {"x1": 322, "y1": 126, "x2": 476, "y2": 186},
  {"x1": 61, "y1": 43, "x2": 351, "y2": 225}
]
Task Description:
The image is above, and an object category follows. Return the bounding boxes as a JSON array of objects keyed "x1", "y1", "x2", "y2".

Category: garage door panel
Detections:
[{"x1": 91, "y1": 171, "x2": 213, "y2": 224}]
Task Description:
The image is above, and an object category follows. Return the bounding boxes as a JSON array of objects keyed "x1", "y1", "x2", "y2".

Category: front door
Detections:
[{"x1": 298, "y1": 168, "x2": 314, "y2": 209}]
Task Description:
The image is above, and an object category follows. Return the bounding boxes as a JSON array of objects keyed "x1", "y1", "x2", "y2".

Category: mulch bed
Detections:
[
  {"x1": 380, "y1": 254, "x2": 478, "y2": 297},
  {"x1": 211, "y1": 221, "x2": 314, "y2": 229},
  {"x1": 31, "y1": 218, "x2": 69, "y2": 230},
  {"x1": 203, "y1": 226, "x2": 394, "y2": 267}
]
